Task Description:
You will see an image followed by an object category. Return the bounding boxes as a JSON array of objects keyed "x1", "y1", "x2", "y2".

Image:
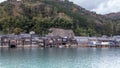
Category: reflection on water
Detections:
[{"x1": 0, "y1": 47, "x2": 120, "y2": 68}]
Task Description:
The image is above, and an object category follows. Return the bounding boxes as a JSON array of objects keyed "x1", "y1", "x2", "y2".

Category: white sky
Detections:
[
  {"x1": 0, "y1": 0, "x2": 120, "y2": 14},
  {"x1": 0, "y1": 0, "x2": 6, "y2": 3},
  {"x1": 69, "y1": 0, "x2": 120, "y2": 14}
]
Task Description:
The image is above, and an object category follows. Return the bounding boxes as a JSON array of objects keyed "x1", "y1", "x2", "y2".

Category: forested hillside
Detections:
[{"x1": 0, "y1": 0, "x2": 119, "y2": 36}]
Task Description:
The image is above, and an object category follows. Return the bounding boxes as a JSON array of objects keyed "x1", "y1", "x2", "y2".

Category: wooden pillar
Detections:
[
  {"x1": 8, "y1": 40, "x2": 10, "y2": 47},
  {"x1": 16, "y1": 40, "x2": 17, "y2": 47},
  {"x1": 1, "y1": 38, "x2": 2, "y2": 47},
  {"x1": 43, "y1": 39, "x2": 45, "y2": 48},
  {"x1": 22, "y1": 39, "x2": 24, "y2": 47},
  {"x1": 30, "y1": 35, "x2": 32, "y2": 47}
]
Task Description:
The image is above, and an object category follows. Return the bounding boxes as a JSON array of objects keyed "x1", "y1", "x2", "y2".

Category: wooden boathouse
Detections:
[
  {"x1": 46, "y1": 28, "x2": 78, "y2": 47},
  {"x1": 0, "y1": 28, "x2": 78, "y2": 48}
]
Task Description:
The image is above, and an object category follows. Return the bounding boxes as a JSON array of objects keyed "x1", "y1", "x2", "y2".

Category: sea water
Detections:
[{"x1": 0, "y1": 47, "x2": 120, "y2": 68}]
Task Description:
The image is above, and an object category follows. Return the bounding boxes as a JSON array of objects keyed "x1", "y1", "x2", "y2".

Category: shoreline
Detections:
[{"x1": 0, "y1": 45, "x2": 119, "y2": 48}]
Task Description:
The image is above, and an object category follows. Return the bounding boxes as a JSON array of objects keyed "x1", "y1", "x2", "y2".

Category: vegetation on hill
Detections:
[{"x1": 0, "y1": 0, "x2": 119, "y2": 36}]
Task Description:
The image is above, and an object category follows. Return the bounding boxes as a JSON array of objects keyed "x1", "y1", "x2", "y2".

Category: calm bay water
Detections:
[{"x1": 0, "y1": 47, "x2": 120, "y2": 68}]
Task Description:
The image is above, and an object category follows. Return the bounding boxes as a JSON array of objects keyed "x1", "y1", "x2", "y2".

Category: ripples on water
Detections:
[{"x1": 0, "y1": 47, "x2": 120, "y2": 68}]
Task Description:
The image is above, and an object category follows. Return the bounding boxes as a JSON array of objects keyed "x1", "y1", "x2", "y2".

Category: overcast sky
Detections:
[
  {"x1": 0, "y1": 0, "x2": 120, "y2": 14},
  {"x1": 69, "y1": 0, "x2": 120, "y2": 14},
  {"x1": 0, "y1": 0, "x2": 5, "y2": 3}
]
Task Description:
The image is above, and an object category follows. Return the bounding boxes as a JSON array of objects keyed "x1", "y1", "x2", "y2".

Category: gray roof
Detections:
[
  {"x1": 20, "y1": 34, "x2": 31, "y2": 38},
  {"x1": 113, "y1": 36, "x2": 120, "y2": 39},
  {"x1": 75, "y1": 36, "x2": 89, "y2": 42}
]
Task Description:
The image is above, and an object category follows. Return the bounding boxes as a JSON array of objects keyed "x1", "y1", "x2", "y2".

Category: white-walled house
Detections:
[
  {"x1": 113, "y1": 36, "x2": 120, "y2": 46},
  {"x1": 88, "y1": 37, "x2": 98, "y2": 46},
  {"x1": 88, "y1": 37, "x2": 116, "y2": 47},
  {"x1": 74, "y1": 36, "x2": 89, "y2": 47}
]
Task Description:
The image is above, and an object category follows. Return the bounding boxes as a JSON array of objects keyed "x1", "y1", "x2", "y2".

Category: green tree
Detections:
[{"x1": 13, "y1": 28, "x2": 23, "y2": 35}]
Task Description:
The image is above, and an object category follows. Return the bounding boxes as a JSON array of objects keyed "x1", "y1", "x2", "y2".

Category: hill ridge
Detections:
[{"x1": 0, "y1": 0, "x2": 120, "y2": 36}]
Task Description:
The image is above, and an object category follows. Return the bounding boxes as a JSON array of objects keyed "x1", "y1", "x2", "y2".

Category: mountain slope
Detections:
[{"x1": 0, "y1": 0, "x2": 118, "y2": 36}]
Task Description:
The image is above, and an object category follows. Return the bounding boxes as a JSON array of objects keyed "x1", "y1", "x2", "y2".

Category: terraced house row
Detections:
[{"x1": 0, "y1": 28, "x2": 120, "y2": 48}]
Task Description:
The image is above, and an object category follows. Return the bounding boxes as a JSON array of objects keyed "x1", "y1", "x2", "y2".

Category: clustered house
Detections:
[
  {"x1": 74, "y1": 36, "x2": 89, "y2": 47},
  {"x1": 0, "y1": 28, "x2": 78, "y2": 48},
  {"x1": 44, "y1": 28, "x2": 78, "y2": 48},
  {"x1": 88, "y1": 37, "x2": 116, "y2": 47},
  {"x1": 0, "y1": 33, "x2": 40, "y2": 48},
  {"x1": 113, "y1": 36, "x2": 120, "y2": 45},
  {"x1": 75, "y1": 36, "x2": 119, "y2": 47},
  {"x1": 0, "y1": 28, "x2": 120, "y2": 48}
]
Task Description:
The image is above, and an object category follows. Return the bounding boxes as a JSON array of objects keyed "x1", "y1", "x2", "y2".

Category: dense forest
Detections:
[{"x1": 0, "y1": 0, "x2": 120, "y2": 36}]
